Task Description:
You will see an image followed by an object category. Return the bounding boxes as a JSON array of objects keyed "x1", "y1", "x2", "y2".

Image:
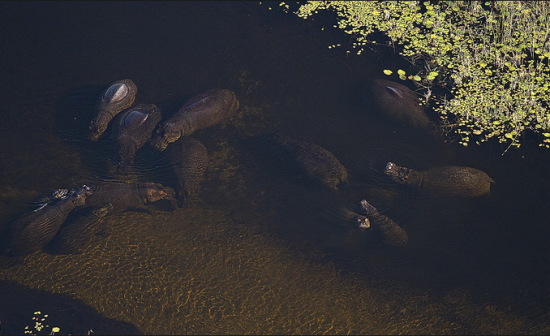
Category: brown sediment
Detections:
[{"x1": 0, "y1": 202, "x2": 545, "y2": 334}]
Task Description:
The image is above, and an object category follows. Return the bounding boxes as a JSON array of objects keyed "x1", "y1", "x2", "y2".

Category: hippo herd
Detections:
[
  {"x1": 0, "y1": 78, "x2": 495, "y2": 258},
  {"x1": 1, "y1": 79, "x2": 238, "y2": 257}
]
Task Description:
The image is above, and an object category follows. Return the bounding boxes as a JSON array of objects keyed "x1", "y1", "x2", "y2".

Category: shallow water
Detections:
[{"x1": 1, "y1": 1, "x2": 550, "y2": 334}]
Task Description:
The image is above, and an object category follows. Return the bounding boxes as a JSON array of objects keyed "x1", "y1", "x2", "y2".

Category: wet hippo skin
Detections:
[
  {"x1": 150, "y1": 89, "x2": 239, "y2": 151},
  {"x1": 84, "y1": 182, "x2": 176, "y2": 213},
  {"x1": 42, "y1": 182, "x2": 175, "y2": 255},
  {"x1": 168, "y1": 136, "x2": 209, "y2": 207},
  {"x1": 260, "y1": 133, "x2": 348, "y2": 191},
  {"x1": 47, "y1": 203, "x2": 113, "y2": 255},
  {"x1": 111, "y1": 103, "x2": 162, "y2": 175},
  {"x1": 89, "y1": 79, "x2": 138, "y2": 141},
  {"x1": 356, "y1": 199, "x2": 408, "y2": 248},
  {"x1": 366, "y1": 79, "x2": 438, "y2": 133},
  {"x1": 4, "y1": 185, "x2": 93, "y2": 256},
  {"x1": 384, "y1": 161, "x2": 495, "y2": 197}
]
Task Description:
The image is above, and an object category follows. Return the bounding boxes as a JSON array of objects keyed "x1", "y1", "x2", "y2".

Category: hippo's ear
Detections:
[{"x1": 385, "y1": 86, "x2": 404, "y2": 99}]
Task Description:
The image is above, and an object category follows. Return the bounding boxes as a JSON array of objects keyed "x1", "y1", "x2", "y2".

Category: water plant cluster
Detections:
[
  {"x1": 283, "y1": 1, "x2": 550, "y2": 150},
  {"x1": 23, "y1": 311, "x2": 60, "y2": 335}
]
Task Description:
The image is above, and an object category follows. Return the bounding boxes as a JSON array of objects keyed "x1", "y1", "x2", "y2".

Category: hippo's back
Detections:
[
  {"x1": 420, "y1": 166, "x2": 494, "y2": 197},
  {"x1": 170, "y1": 136, "x2": 209, "y2": 206},
  {"x1": 368, "y1": 79, "x2": 436, "y2": 132},
  {"x1": 266, "y1": 133, "x2": 348, "y2": 190}
]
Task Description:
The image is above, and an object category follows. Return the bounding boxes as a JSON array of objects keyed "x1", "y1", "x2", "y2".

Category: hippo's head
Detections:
[
  {"x1": 324, "y1": 169, "x2": 349, "y2": 191},
  {"x1": 358, "y1": 199, "x2": 379, "y2": 217},
  {"x1": 89, "y1": 103, "x2": 124, "y2": 142},
  {"x1": 368, "y1": 79, "x2": 422, "y2": 113},
  {"x1": 69, "y1": 185, "x2": 94, "y2": 207},
  {"x1": 89, "y1": 118, "x2": 106, "y2": 142},
  {"x1": 88, "y1": 80, "x2": 137, "y2": 141},
  {"x1": 366, "y1": 79, "x2": 436, "y2": 131},
  {"x1": 51, "y1": 189, "x2": 69, "y2": 199},
  {"x1": 103, "y1": 82, "x2": 130, "y2": 104},
  {"x1": 92, "y1": 203, "x2": 114, "y2": 218},
  {"x1": 150, "y1": 122, "x2": 180, "y2": 151},
  {"x1": 138, "y1": 182, "x2": 176, "y2": 203},
  {"x1": 355, "y1": 214, "x2": 371, "y2": 229},
  {"x1": 384, "y1": 162, "x2": 412, "y2": 184},
  {"x1": 338, "y1": 168, "x2": 349, "y2": 185}
]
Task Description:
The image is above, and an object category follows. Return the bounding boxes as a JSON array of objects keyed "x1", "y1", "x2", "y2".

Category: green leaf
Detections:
[{"x1": 383, "y1": 69, "x2": 393, "y2": 75}]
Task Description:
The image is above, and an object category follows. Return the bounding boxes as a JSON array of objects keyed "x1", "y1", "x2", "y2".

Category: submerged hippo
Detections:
[
  {"x1": 356, "y1": 199, "x2": 408, "y2": 248},
  {"x1": 262, "y1": 133, "x2": 348, "y2": 190},
  {"x1": 4, "y1": 185, "x2": 93, "y2": 256},
  {"x1": 85, "y1": 182, "x2": 176, "y2": 213},
  {"x1": 334, "y1": 203, "x2": 372, "y2": 229},
  {"x1": 47, "y1": 203, "x2": 113, "y2": 255},
  {"x1": 150, "y1": 89, "x2": 239, "y2": 151},
  {"x1": 384, "y1": 161, "x2": 494, "y2": 197},
  {"x1": 31, "y1": 188, "x2": 69, "y2": 212},
  {"x1": 41, "y1": 182, "x2": 174, "y2": 255},
  {"x1": 111, "y1": 103, "x2": 162, "y2": 175},
  {"x1": 366, "y1": 79, "x2": 438, "y2": 134},
  {"x1": 169, "y1": 137, "x2": 209, "y2": 207},
  {"x1": 89, "y1": 79, "x2": 138, "y2": 141}
]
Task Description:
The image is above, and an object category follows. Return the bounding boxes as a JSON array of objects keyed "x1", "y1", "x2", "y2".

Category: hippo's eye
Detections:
[{"x1": 385, "y1": 86, "x2": 404, "y2": 99}]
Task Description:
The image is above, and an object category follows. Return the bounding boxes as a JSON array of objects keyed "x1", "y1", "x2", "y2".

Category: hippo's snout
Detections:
[
  {"x1": 384, "y1": 162, "x2": 396, "y2": 175},
  {"x1": 89, "y1": 123, "x2": 101, "y2": 141},
  {"x1": 356, "y1": 215, "x2": 370, "y2": 229},
  {"x1": 162, "y1": 186, "x2": 176, "y2": 200}
]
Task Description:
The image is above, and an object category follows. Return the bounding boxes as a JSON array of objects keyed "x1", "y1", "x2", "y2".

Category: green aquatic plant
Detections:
[
  {"x1": 21, "y1": 311, "x2": 61, "y2": 335},
  {"x1": 0, "y1": 310, "x2": 95, "y2": 336},
  {"x1": 284, "y1": 1, "x2": 550, "y2": 152}
]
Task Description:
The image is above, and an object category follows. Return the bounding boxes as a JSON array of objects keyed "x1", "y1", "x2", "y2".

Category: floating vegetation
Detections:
[
  {"x1": 22, "y1": 311, "x2": 61, "y2": 335},
  {"x1": 284, "y1": 1, "x2": 550, "y2": 151}
]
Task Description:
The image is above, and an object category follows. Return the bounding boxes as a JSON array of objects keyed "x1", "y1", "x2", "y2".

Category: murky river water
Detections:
[{"x1": 1, "y1": 1, "x2": 550, "y2": 334}]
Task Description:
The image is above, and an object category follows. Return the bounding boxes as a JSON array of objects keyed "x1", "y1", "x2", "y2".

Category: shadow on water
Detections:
[
  {"x1": 54, "y1": 85, "x2": 113, "y2": 182},
  {"x1": 0, "y1": 280, "x2": 140, "y2": 335}
]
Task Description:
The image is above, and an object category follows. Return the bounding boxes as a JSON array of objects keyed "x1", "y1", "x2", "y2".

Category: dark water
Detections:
[{"x1": 1, "y1": 1, "x2": 550, "y2": 334}]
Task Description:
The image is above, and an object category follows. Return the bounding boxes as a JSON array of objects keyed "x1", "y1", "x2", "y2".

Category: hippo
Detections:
[
  {"x1": 31, "y1": 188, "x2": 69, "y2": 212},
  {"x1": 168, "y1": 137, "x2": 209, "y2": 207},
  {"x1": 4, "y1": 185, "x2": 93, "y2": 256},
  {"x1": 366, "y1": 79, "x2": 438, "y2": 134},
  {"x1": 111, "y1": 103, "x2": 162, "y2": 175},
  {"x1": 89, "y1": 79, "x2": 138, "y2": 141},
  {"x1": 84, "y1": 182, "x2": 176, "y2": 213},
  {"x1": 47, "y1": 203, "x2": 113, "y2": 255},
  {"x1": 335, "y1": 203, "x2": 372, "y2": 229},
  {"x1": 262, "y1": 133, "x2": 348, "y2": 190},
  {"x1": 150, "y1": 89, "x2": 239, "y2": 151},
  {"x1": 384, "y1": 161, "x2": 494, "y2": 197},
  {"x1": 33, "y1": 182, "x2": 174, "y2": 255},
  {"x1": 356, "y1": 199, "x2": 408, "y2": 247}
]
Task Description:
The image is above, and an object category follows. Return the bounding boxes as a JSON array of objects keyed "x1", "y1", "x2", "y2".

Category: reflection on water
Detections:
[{"x1": 1, "y1": 1, "x2": 550, "y2": 334}]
